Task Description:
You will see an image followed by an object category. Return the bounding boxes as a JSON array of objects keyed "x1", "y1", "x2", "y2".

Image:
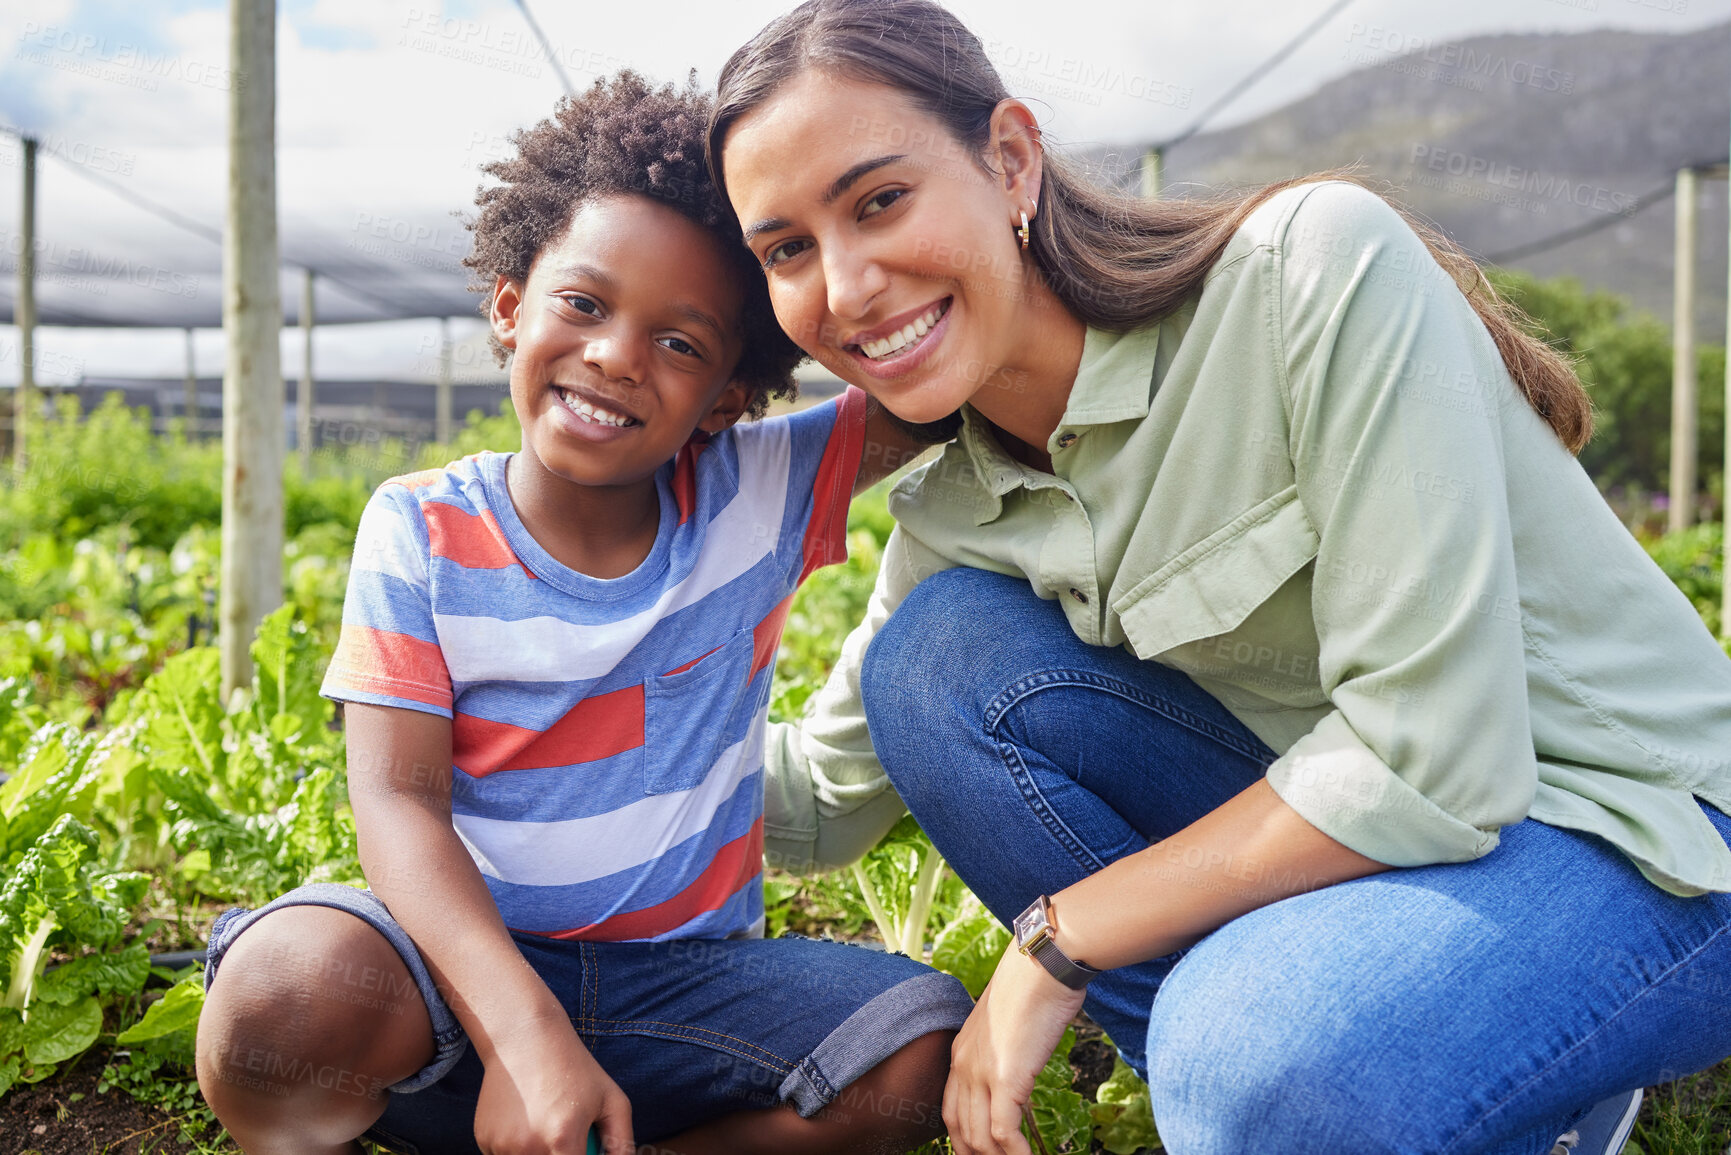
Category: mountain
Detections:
[{"x1": 1086, "y1": 21, "x2": 1731, "y2": 339}]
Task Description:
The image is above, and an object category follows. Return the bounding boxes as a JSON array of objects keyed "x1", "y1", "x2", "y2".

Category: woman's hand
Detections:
[
  {"x1": 473, "y1": 1012, "x2": 633, "y2": 1155},
  {"x1": 944, "y1": 944, "x2": 1087, "y2": 1155}
]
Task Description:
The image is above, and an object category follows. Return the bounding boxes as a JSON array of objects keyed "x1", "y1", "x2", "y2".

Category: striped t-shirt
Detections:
[{"x1": 322, "y1": 388, "x2": 868, "y2": 942}]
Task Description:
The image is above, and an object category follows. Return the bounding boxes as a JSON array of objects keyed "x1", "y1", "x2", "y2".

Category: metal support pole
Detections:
[
  {"x1": 298, "y1": 268, "x2": 313, "y2": 474},
  {"x1": 436, "y1": 317, "x2": 453, "y2": 445},
  {"x1": 1671, "y1": 166, "x2": 1699, "y2": 533},
  {"x1": 184, "y1": 328, "x2": 198, "y2": 434},
  {"x1": 220, "y1": 0, "x2": 284, "y2": 699},
  {"x1": 1141, "y1": 146, "x2": 1164, "y2": 200},
  {"x1": 13, "y1": 136, "x2": 35, "y2": 474}
]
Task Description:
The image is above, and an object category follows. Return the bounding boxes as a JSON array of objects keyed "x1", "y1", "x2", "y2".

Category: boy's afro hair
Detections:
[{"x1": 464, "y1": 71, "x2": 802, "y2": 418}]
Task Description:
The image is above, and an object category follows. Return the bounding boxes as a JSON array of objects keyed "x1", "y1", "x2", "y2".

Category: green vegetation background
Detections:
[{"x1": 0, "y1": 270, "x2": 1726, "y2": 1153}]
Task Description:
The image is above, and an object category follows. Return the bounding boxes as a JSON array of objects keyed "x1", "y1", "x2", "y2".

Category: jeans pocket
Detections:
[{"x1": 642, "y1": 627, "x2": 756, "y2": 795}]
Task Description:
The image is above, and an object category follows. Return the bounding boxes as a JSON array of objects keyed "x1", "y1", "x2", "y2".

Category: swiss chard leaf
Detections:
[
  {"x1": 1025, "y1": 1028, "x2": 1092, "y2": 1154},
  {"x1": 1091, "y1": 1054, "x2": 1161, "y2": 1153},
  {"x1": 0, "y1": 724, "x2": 103, "y2": 857},
  {"x1": 22, "y1": 994, "x2": 102, "y2": 1065},
  {"x1": 250, "y1": 605, "x2": 335, "y2": 761},
  {"x1": 115, "y1": 973, "x2": 204, "y2": 1045},
  {"x1": 0, "y1": 816, "x2": 147, "y2": 1013},
  {"x1": 33, "y1": 941, "x2": 150, "y2": 1007},
  {"x1": 930, "y1": 893, "x2": 1010, "y2": 999},
  {"x1": 134, "y1": 647, "x2": 225, "y2": 788}
]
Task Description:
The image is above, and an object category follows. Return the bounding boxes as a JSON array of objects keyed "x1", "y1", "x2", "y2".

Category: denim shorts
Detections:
[{"x1": 204, "y1": 883, "x2": 972, "y2": 1153}]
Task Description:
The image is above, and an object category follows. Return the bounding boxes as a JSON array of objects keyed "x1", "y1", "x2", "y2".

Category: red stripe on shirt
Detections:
[
  {"x1": 672, "y1": 439, "x2": 707, "y2": 525},
  {"x1": 523, "y1": 817, "x2": 765, "y2": 942},
  {"x1": 799, "y1": 387, "x2": 869, "y2": 582},
  {"x1": 423, "y1": 502, "x2": 534, "y2": 577},
  {"x1": 664, "y1": 596, "x2": 793, "y2": 679},
  {"x1": 327, "y1": 625, "x2": 452, "y2": 709},
  {"x1": 752, "y1": 592, "x2": 794, "y2": 677},
  {"x1": 453, "y1": 684, "x2": 645, "y2": 776}
]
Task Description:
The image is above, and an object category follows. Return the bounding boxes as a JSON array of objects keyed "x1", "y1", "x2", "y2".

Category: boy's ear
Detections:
[
  {"x1": 490, "y1": 275, "x2": 523, "y2": 350},
  {"x1": 696, "y1": 379, "x2": 753, "y2": 435}
]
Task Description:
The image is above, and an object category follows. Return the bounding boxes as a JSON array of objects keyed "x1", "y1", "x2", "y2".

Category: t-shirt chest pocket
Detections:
[{"x1": 641, "y1": 627, "x2": 758, "y2": 795}]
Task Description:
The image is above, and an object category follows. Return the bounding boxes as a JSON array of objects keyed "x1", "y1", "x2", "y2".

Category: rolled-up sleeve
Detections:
[{"x1": 1265, "y1": 182, "x2": 1538, "y2": 867}]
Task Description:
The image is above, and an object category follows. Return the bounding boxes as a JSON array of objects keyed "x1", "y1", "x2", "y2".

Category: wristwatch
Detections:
[{"x1": 1012, "y1": 894, "x2": 1100, "y2": 990}]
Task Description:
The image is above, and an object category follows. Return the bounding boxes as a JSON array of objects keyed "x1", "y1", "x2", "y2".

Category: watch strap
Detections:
[{"x1": 1027, "y1": 933, "x2": 1100, "y2": 990}]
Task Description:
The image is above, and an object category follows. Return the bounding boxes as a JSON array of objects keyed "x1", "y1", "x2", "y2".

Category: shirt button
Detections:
[
  {"x1": 1055, "y1": 432, "x2": 1079, "y2": 449},
  {"x1": 1069, "y1": 588, "x2": 1088, "y2": 604}
]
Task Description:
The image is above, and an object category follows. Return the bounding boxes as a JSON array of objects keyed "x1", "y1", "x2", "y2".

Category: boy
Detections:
[{"x1": 194, "y1": 73, "x2": 966, "y2": 1155}]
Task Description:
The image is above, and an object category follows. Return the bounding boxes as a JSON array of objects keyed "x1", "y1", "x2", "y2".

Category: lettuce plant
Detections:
[{"x1": 0, "y1": 813, "x2": 148, "y2": 1093}]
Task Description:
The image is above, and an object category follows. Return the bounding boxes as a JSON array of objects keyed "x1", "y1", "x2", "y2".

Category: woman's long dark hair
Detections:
[{"x1": 707, "y1": 0, "x2": 1593, "y2": 452}]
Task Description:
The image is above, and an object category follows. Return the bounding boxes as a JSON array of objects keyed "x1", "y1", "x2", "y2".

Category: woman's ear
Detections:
[
  {"x1": 490, "y1": 274, "x2": 523, "y2": 351},
  {"x1": 988, "y1": 98, "x2": 1044, "y2": 215},
  {"x1": 697, "y1": 380, "x2": 754, "y2": 435}
]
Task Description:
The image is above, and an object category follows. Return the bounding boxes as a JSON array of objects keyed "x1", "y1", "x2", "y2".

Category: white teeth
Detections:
[
  {"x1": 858, "y1": 300, "x2": 949, "y2": 361},
  {"x1": 558, "y1": 389, "x2": 632, "y2": 427}
]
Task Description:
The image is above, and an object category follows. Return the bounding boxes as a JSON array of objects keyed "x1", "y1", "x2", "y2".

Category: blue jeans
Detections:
[
  {"x1": 861, "y1": 567, "x2": 1731, "y2": 1155},
  {"x1": 204, "y1": 885, "x2": 972, "y2": 1152}
]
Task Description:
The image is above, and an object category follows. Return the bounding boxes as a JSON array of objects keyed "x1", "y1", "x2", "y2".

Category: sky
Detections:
[{"x1": 0, "y1": 0, "x2": 1728, "y2": 385}]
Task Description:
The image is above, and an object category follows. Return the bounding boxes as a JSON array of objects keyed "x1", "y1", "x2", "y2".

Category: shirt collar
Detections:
[
  {"x1": 1058, "y1": 324, "x2": 1161, "y2": 427},
  {"x1": 952, "y1": 324, "x2": 1161, "y2": 525}
]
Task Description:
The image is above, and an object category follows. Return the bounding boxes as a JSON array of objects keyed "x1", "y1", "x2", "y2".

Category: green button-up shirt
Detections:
[{"x1": 762, "y1": 181, "x2": 1731, "y2": 897}]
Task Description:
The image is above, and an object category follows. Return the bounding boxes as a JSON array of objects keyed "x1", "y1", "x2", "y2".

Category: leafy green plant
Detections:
[
  {"x1": 1489, "y1": 270, "x2": 1725, "y2": 504},
  {"x1": 100, "y1": 979, "x2": 228, "y2": 1155},
  {"x1": 1023, "y1": 1028, "x2": 1093, "y2": 1154},
  {"x1": 0, "y1": 814, "x2": 149, "y2": 1094},
  {"x1": 1090, "y1": 1054, "x2": 1161, "y2": 1153},
  {"x1": 930, "y1": 893, "x2": 1010, "y2": 998},
  {"x1": 122, "y1": 607, "x2": 359, "y2": 904},
  {"x1": 1643, "y1": 524, "x2": 1723, "y2": 639},
  {"x1": 847, "y1": 815, "x2": 952, "y2": 958},
  {"x1": 116, "y1": 969, "x2": 205, "y2": 1053}
]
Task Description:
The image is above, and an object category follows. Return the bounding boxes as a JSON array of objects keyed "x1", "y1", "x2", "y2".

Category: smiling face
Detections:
[
  {"x1": 721, "y1": 69, "x2": 1049, "y2": 426},
  {"x1": 491, "y1": 194, "x2": 749, "y2": 490}
]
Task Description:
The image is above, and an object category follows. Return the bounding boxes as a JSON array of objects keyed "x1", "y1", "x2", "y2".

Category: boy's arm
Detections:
[
  {"x1": 854, "y1": 396, "x2": 934, "y2": 495},
  {"x1": 344, "y1": 702, "x2": 633, "y2": 1154},
  {"x1": 763, "y1": 525, "x2": 955, "y2": 873}
]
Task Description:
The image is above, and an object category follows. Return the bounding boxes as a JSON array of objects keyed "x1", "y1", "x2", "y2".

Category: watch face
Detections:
[{"x1": 1013, "y1": 900, "x2": 1050, "y2": 947}]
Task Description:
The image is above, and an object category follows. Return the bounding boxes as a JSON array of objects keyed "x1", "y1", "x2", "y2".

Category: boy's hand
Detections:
[{"x1": 475, "y1": 1013, "x2": 633, "y2": 1155}]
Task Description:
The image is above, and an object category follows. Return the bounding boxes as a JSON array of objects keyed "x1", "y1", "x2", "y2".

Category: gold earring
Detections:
[{"x1": 1018, "y1": 210, "x2": 1031, "y2": 251}]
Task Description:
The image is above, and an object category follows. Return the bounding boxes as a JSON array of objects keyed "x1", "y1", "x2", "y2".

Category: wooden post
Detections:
[
  {"x1": 1671, "y1": 166, "x2": 1699, "y2": 533},
  {"x1": 13, "y1": 136, "x2": 35, "y2": 475},
  {"x1": 298, "y1": 268, "x2": 313, "y2": 474},
  {"x1": 436, "y1": 317, "x2": 453, "y2": 445},
  {"x1": 183, "y1": 328, "x2": 198, "y2": 434},
  {"x1": 220, "y1": 0, "x2": 283, "y2": 699},
  {"x1": 1141, "y1": 146, "x2": 1164, "y2": 200}
]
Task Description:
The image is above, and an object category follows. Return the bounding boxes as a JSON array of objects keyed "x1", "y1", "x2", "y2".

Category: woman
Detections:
[{"x1": 715, "y1": 2, "x2": 1731, "y2": 1154}]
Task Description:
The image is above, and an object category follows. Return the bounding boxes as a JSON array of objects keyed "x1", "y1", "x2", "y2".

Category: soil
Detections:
[
  {"x1": 0, "y1": 1050, "x2": 231, "y2": 1155},
  {"x1": 1067, "y1": 1016, "x2": 1117, "y2": 1102}
]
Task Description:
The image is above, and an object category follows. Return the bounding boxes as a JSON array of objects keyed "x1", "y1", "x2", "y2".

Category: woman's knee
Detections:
[
  {"x1": 1143, "y1": 957, "x2": 1438, "y2": 1155},
  {"x1": 862, "y1": 567, "x2": 1067, "y2": 754},
  {"x1": 865, "y1": 569, "x2": 1017, "y2": 709}
]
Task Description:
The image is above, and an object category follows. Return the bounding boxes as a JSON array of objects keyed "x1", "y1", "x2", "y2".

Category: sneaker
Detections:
[{"x1": 1549, "y1": 1088, "x2": 1643, "y2": 1155}]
